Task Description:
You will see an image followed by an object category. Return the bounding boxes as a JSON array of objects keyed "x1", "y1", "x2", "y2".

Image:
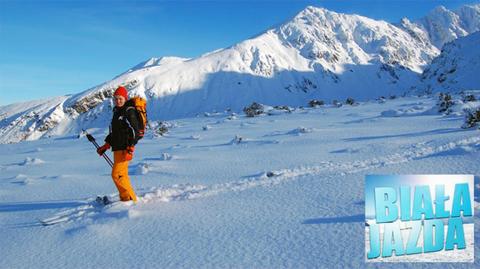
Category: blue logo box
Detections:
[{"x1": 365, "y1": 175, "x2": 474, "y2": 262}]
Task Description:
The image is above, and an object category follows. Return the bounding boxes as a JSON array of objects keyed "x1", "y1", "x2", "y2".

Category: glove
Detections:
[
  {"x1": 97, "y1": 143, "x2": 110, "y2": 156},
  {"x1": 125, "y1": 146, "x2": 134, "y2": 161}
]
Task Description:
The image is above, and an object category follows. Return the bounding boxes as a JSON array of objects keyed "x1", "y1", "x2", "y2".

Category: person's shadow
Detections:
[
  {"x1": 0, "y1": 200, "x2": 88, "y2": 228},
  {"x1": 302, "y1": 214, "x2": 364, "y2": 225},
  {"x1": 0, "y1": 200, "x2": 85, "y2": 213}
]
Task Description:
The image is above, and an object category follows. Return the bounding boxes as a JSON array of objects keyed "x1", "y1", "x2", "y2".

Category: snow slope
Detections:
[
  {"x1": 0, "y1": 94, "x2": 479, "y2": 268},
  {"x1": 420, "y1": 31, "x2": 480, "y2": 93},
  {"x1": 7, "y1": 4, "x2": 479, "y2": 144}
]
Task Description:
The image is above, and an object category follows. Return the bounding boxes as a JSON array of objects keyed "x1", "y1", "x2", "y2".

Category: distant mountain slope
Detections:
[
  {"x1": 417, "y1": 4, "x2": 480, "y2": 48},
  {"x1": 420, "y1": 31, "x2": 480, "y2": 93}
]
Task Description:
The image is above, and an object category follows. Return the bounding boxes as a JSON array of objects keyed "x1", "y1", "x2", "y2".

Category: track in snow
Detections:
[{"x1": 38, "y1": 135, "x2": 480, "y2": 226}]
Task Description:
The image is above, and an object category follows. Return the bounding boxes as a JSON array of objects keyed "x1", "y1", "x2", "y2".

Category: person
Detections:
[{"x1": 97, "y1": 86, "x2": 140, "y2": 202}]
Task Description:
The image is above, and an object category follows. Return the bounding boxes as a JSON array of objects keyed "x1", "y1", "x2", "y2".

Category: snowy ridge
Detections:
[
  {"x1": 0, "y1": 96, "x2": 70, "y2": 143},
  {"x1": 277, "y1": 6, "x2": 438, "y2": 72},
  {"x1": 125, "y1": 56, "x2": 191, "y2": 73},
  {"x1": 0, "y1": 4, "x2": 479, "y2": 144}
]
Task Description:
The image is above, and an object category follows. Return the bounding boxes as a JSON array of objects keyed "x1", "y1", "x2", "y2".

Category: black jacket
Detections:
[{"x1": 105, "y1": 105, "x2": 141, "y2": 151}]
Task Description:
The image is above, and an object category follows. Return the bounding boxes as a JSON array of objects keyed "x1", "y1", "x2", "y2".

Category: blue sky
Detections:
[{"x1": 0, "y1": 0, "x2": 478, "y2": 105}]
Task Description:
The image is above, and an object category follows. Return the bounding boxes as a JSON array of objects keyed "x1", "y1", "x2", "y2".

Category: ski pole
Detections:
[{"x1": 83, "y1": 130, "x2": 113, "y2": 168}]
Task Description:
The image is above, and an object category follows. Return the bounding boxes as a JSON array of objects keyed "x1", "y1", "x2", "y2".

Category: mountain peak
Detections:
[
  {"x1": 459, "y1": 3, "x2": 480, "y2": 10},
  {"x1": 400, "y1": 17, "x2": 410, "y2": 24},
  {"x1": 293, "y1": 5, "x2": 341, "y2": 21},
  {"x1": 415, "y1": 4, "x2": 477, "y2": 48},
  {"x1": 425, "y1": 5, "x2": 457, "y2": 22},
  {"x1": 432, "y1": 5, "x2": 449, "y2": 13},
  {"x1": 276, "y1": 5, "x2": 439, "y2": 72},
  {"x1": 302, "y1": 5, "x2": 330, "y2": 14},
  {"x1": 128, "y1": 56, "x2": 190, "y2": 72}
]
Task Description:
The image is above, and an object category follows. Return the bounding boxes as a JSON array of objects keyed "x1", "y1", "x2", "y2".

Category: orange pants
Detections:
[{"x1": 112, "y1": 150, "x2": 137, "y2": 202}]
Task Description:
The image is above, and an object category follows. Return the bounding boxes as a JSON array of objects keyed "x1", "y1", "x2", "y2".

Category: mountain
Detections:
[
  {"x1": 420, "y1": 31, "x2": 480, "y2": 93},
  {"x1": 400, "y1": 4, "x2": 480, "y2": 49},
  {"x1": 0, "y1": 4, "x2": 478, "y2": 144}
]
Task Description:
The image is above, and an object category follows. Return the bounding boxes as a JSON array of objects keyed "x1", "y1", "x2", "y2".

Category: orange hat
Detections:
[{"x1": 114, "y1": 86, "x2": 128, "y2": 100}]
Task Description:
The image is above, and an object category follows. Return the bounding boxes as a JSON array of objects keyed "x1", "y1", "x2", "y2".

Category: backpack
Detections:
[{"x1": 125, "y1": 96, "x2": 148, "y2": 140}]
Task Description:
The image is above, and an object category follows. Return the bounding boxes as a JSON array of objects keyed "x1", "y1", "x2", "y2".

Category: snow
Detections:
[
  {"x1": 0, "y1": 96, "x2": 70, "y2": 143},
  {"x1": 4, "y1": 4, "x2": 479, "y2": 144},
  {"x1": 129, "y1": 56, "x2": 192, "y2": 71},
  {"x1": 416, "y1": 4, "x2": 480, "y2": 48},
  {"x1": 456, "y1": 4, "x2": 480, "y2": 33},
  {"x1": 420, "y1": 32, "x2": 480, "y2": 93},
  {"x1": 0, "y1": 4, "x2": 479, "y2": 265},
  {"x1": 1, "y1": 94, "x2": 479, "y2": 268},
  {"x1": 279, "y1": 6, "x2": 438, "y2": 72}
]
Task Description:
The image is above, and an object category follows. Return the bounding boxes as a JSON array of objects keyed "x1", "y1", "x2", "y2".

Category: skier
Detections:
[{"x1": 96, "y1": 86, "x2": 140, "y2": 202}]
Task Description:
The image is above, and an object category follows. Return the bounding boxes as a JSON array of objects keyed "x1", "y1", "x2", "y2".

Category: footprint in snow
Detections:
[
  {"x1": 264, "y1": 127, "x2": 314, "y2": 137},
  {"x1": 21, "y1": 157, "x2": 45, "y2": 166},
  {"x1": 330, "y1": 148, "x2": 361, "y2": 154},
  {"x1": 229, "y1": 135, "x2": 279, "y2": 146}
]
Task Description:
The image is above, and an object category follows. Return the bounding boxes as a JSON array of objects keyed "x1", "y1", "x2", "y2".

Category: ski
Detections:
[
  {"x1": 95, "y1": 195, "x2": 112, "y2": 205},
  {"x1": 39, "y1": 195, "x2": 117, "y2": 226},
  {"x1": 39, "y1": 215, "x2": 71, "y2": 226}
]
